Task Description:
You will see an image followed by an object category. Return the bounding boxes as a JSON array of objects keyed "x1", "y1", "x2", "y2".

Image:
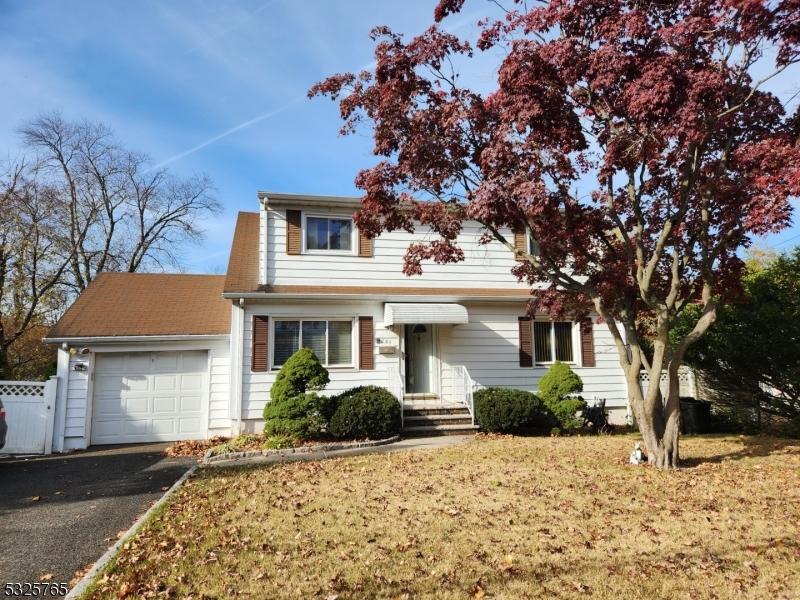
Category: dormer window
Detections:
[
  {"x1": 305, "y1": 215, "x2": 354, "y2": 253},
  {"x1": 285, "y1": 210, "x2": 372, "y2": 257}
]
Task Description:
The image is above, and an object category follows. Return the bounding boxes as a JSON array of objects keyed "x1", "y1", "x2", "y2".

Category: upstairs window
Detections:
[
  {"x1": 533, "y1": 321, "x2": 574, "y2": 363},
  {"x1": 306, "y1": 216, "x2": 353, "y2": 252},
  {"x1": 273, "y1": 319, "x2": 353, "y2": 368}
]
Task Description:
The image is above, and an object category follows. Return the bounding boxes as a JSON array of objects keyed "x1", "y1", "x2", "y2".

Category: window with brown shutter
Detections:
[
  {"x1": 358, "y1": 231, "x2": 373, "y2": 257},
  {"x1": 252, "y1": 316, "x2": 269, "y2": 372},
  {"x1": 286, "y1": 210, "x2": 301, "y2": 255},
  {"x1": 580, "y1": 319, "x2": 596, "y2": 367},
  {"x1": 518, "y1": 316, "x2": 532, "y2": 367},
  {"x1": 359, "y1": 316, "x2": 374, "y2": 370},
  {"x1": 514, "y1": 230, "x2": 527, "y2": 262}
]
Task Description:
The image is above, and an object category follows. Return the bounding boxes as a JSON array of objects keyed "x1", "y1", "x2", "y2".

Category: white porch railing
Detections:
[
  {"x1": 1, "y1": 377, "x2": 57, "y2": 455},
  {"x1": 386, "y1": 366, "x2": 405, "y2": 428},
  {"x1": 451, "y1": 366, "x2": 475, "y2": 425}
]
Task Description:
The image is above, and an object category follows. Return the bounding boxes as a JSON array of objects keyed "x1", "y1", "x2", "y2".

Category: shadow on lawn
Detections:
[{"x1": 679, "y1": 435, "x2": 800, "y2": 467}]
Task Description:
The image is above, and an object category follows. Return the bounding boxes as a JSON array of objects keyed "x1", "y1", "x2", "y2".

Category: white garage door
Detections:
[{"x1": 90, "y1": 351, "x2": 208, "y2": 445}]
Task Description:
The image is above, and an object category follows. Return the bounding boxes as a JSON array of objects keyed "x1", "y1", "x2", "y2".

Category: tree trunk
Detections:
[
  {"x1": 0, "y1": 343, "x2": 14, "y2": 380},
  {"x1": 628, "y1": 367, "x2": 681, "y2": 468}
]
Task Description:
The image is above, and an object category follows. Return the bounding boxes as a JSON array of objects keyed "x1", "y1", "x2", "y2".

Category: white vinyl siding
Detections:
[
  {"x1": 239, "y1": 300, "x2": 629, "y2": 428},
  {"x1": 438, "y1": 305, "x2": 626, "y2": 404},
  {"x1": 268, "y1": 209, "x2": 531, "y2": 289},
  {"x1": 208, "y1": 346, "x2": 231, "y2": 430}
]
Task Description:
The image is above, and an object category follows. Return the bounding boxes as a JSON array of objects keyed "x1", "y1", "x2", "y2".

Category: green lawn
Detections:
[{"x1": 84, "y1": 434, "x2": 800, "y2": 599}]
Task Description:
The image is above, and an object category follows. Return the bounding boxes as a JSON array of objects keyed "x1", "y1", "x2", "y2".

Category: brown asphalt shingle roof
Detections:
[
  {"x1": 224, "y1": 211, "x2": 260, "y2": 294},
  {"x1": 46, "y1": 273, "x2": 230, "y2": 339}
]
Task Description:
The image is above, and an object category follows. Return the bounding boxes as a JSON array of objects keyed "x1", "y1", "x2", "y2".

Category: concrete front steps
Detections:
[{"x1": 401, "y1": 402, "x2": 479, "y2": 437}]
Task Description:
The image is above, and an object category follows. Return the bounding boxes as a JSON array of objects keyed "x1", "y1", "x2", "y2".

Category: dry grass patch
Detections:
[{"x1": 85, "y1": 435, "x2": 800, "y2": 599}]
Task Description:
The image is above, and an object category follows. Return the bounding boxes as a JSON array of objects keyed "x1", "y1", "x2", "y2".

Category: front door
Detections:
[{"x1": 404, "y1": 324, "x2": 433, "y2": 394}]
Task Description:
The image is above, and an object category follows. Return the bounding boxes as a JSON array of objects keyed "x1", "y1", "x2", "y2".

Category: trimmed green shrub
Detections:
[
  {"x1": 328, "y1": 386, "x2": 401, "y2": 439},
  {"x1": 263, "y1": 348, "x2": 330, "y2": 439},
  {"x1": 538, "y1": 361, "x2": 587, "y2": 430},
  {"x1": 473, "y1": 387, "x2": 550, "y2": 433},
  {"x1": 263, "y1": 392, "x2": 324, "y2": 439},
  {"x1": 270, "y1": 347, "x2": 330, "y2": 400}
]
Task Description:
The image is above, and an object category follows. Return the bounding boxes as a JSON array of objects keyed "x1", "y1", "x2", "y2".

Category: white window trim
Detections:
[
  {"x1": 525, "y1": 233, "x2": 541, "y2": 257},
  {"x1": 301, "y1": 212, "x2": 357, "y2": 256},
  {"x1": 533, "y1": 320, "x2": 578, "y2": 365},
  {"x1": 270, "y1": 317, "x2": 356, "y2": 370}
]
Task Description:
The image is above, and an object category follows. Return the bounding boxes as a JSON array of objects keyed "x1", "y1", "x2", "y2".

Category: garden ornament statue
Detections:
[{"x1": 629, "y1": 443, "x2": 646, "y2": 465}]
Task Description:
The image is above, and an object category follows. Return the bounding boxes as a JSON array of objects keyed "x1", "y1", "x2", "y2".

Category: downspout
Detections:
[
  {"x1": 236, "y1": 297, "x2": 245, "y2": 435},
  {"x1": 55, "y1": 344, "x2": 70, "y2": 452}
]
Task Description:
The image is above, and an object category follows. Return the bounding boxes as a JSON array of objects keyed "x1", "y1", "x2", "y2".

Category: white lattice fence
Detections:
[
  {"x1": 638, "y1": 368, "x2": 697, "y2": 400},
  {"x1": 0, "y1": 383, "x2": 46, "y2": 397},
  {"x1": 1, "y1": 378, "x2": 57, "y2": 455}
]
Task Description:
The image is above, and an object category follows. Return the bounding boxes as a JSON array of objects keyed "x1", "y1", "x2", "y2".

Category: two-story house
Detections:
[{"x1": 45, "y1": 192, "x2": 629, "y2": 451}]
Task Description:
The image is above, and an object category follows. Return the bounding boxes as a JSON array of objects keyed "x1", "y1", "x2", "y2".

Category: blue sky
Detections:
[{"x1": 1, "y1": 0, "x2": 798, "y2": 274}]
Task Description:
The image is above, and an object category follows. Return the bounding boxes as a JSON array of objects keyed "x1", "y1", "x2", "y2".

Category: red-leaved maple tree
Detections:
[{"x1": 311, "y1": 0, "x2": 800, "y2": 467}]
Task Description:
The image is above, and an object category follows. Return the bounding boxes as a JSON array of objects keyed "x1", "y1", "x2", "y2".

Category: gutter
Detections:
[
  {"x1": 43, "y1": 334, "x2": 231, "y2": 344},
  {"x1": 222, "y1": 292, "x2": 531, "y2": 302}
]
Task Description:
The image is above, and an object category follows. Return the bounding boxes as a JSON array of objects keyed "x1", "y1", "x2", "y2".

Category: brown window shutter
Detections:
[
  {"x1": 518, "y1": 316, "x2": 532, "y2": 367},
  {"x1": 286, "y1": 210, "x2": 301, "y2": 255},
  {"x1": 514, "y1": 231, "x2": 527, "y2": 262},
  {"x1": 252, "y1": 316, "x2": 269, "y2": 372},
  {"x1": 580, "y1": 319, "x2": 595, "y2": 367},
  {"x1": 359, "y1": 316, "x2": 374, "y2": 370},
  {"x1": 358, "y1": 231, "x2": 373, "y2": 257}
]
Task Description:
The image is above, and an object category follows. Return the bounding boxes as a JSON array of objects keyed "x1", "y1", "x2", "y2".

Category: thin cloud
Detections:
[
  {"x1": 443, "y1": 10, "x2": 486, "y2": 34},
  {"x1": 154, "y1": 97, "x2": 304, "y2": 168},
  {"x1": 185, "y1": 0, "x2": 283, "y2": 54},
  {"x1": 354, "y1": 10, "x2": 485, "y2": 74}
]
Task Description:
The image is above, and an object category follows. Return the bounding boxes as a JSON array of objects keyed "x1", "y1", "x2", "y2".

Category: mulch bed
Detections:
[{"x1": 162, "y1": 433, "x2": 368, "y2": 458}]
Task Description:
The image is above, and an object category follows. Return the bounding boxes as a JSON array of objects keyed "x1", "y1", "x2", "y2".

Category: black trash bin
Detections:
[{"x1": 679, "y1": 397, "x2": 711, "y2": 434}]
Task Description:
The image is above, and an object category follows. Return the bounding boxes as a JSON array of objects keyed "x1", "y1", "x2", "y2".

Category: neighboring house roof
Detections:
[
  {"x1": 224, "y1": 211, "x2": 260, "y2": 294},
  {"x1": 46, "y1": 273, "x2": 230, "y2": 339}
]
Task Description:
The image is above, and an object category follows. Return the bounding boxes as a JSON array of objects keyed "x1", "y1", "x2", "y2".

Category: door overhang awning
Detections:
[{"x1": 383, "y1": 303, "x2": 469, "y2": 327}]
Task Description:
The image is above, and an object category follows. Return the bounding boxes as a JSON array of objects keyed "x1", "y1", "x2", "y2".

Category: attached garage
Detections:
[
  {"x1": 45, "y1": 273, "x2": 232, "y2": 451},
  {"x1": 91, "y1": 351, "x2": 208, "y2": 445}
]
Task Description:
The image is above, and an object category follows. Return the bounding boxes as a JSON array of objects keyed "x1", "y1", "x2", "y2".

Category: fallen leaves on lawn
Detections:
[
  {"x1": 39, "y1": 574, "x2": 53, "y2": 581},
  {"x1": 162, "y1": 436, "x2": 229, "y2": 457},
  {"x1": 82, "y1": 435, "x2": 800, "y2": 600}
]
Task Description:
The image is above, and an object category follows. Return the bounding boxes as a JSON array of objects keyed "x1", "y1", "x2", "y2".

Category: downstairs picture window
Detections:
[
  {"x1": 533, "y1": 321, "x2": 574, "y2": 363},
  {"x1": 273, "y1": 319, "x2": 353, "y2": 368}
]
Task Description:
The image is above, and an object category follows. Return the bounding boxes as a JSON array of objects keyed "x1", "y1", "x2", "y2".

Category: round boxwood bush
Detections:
[
  {"x1": 538, "y1": 361, "x2": 587, "y2": 430},
  {"x1": 328, "y1": 386, "x2": 401, "y2": 439},
  {"x1": 264, "y1": 348, "x2": 330, "y2": 440},
  {"x1": 474, "y1": 387, "x2": 549, "y2": 433}
]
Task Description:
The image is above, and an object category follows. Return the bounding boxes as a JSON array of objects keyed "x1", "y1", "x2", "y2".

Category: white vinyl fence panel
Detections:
[
  {"x1": 1, "y1": 377, "x2": 57, "y2": 454},
  {"x1": 638, "y1": 367, "x2": 698, "y2": 400}
]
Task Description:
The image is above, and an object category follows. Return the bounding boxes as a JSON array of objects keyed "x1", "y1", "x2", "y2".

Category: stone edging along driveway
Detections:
[
  {"x1": 67, "y1": 436, "x2": 399, "y2": 597},
  {"x1": 202, "y1": 435, "x2": 400, "y2": 464},
  {"x1": 65, "y1": 466, "x2": 198, "y2": 600},
  {"x1": 68, "y1": 434, "x2": 473, "y2": 598}
]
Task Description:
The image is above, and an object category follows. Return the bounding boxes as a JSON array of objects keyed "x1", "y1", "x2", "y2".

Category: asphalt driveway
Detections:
[{"x1": 0, "y1": 444, "x2": 196, "y2": 591}]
